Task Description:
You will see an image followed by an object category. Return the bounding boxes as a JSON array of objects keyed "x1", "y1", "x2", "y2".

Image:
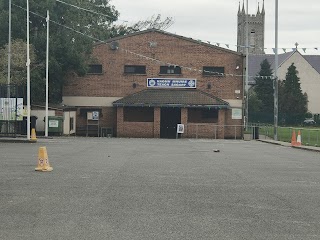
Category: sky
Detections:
[{"x1": 111, "y1": 0, "x2": 320, "y2": 55}]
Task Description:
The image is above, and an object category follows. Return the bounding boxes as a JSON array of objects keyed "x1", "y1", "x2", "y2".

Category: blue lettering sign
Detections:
[{"x1": 147, "y1": 78, "x2": 197, "y2": 88}]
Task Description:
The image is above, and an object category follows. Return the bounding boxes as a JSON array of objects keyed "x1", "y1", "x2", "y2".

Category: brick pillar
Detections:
[
  {"x1": 181, "y1": 108, "x2": 188, "y2": 138},
  {"x1": 117, "y1": 107, "x2": 124, "y2": 137},
  {"x1": 153, "y1": 107, "x2": 161, "y2": 138},
  {"x1": 218, "y1": 109, "x2": 226, "y2": 139}
]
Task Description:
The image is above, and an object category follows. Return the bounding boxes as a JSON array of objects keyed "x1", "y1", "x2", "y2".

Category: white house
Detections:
[{"x1": 249, "y1": 51, "x2": 320, "y2": 115}]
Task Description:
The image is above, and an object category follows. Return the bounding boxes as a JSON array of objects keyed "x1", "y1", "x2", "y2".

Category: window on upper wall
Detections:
[
  {"x1": 124, "y1": 65, "x2": 146, "y2": 74},
  {"x1": 160, "y1": 66, "x2": 182, "y2": 74},
  {"x1": 203, "y1": 66, "x2": 225, "y2": 76},
  {"x1": 87, "y1": 64, "x2": 103, "y2": 74},
  {"x1": 250, "y1": 30, "x2": 255, "y2": 47}
]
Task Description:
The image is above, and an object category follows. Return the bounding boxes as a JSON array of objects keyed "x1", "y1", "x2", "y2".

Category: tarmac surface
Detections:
[{"x1": 1, "y1": 137, "x2": 320, "y2": 239}]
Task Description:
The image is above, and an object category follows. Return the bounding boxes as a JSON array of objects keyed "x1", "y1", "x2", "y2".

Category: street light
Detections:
[
  {"x1": 274, "y1": 0, "x2": 279, "y2": 140},
  {"x1": 26, "y1": 0, "x2": 31, "y2": 140},
  {"x1": 245, "y1": 0, "x2": 249, "y2": 131},
  {"x1": 7, "y1": 0, "x2": 11, "y2": 98}
]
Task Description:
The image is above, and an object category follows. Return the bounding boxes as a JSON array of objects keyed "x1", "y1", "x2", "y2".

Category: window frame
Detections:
[
  {"x1": 202, "y1": 66, "x2": 225, "y2": 76},
  {"x1": 87, "y1": 64, "x2": 103, "y2": 74},
  {"x1": 124, "y1": 65, "x2": 146, "y2": 74},
  {"x1": 159, "y1": 66, "x2": 182, "y2": 75},
  {"x1": 69, "y1": 117, "x2": 74, "y2": 131}
]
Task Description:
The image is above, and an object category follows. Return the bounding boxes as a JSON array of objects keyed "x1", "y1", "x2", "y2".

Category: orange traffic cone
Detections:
[
  {"x1": 31, "y1": 128, "x2": 37, "y2": 142},
  {"x1": 291, "y1": 130, "x2": 297, "y2": 146},
  {"x1": 296, "y1": 130, "x2": 302, "y2": 146},
  {"x1": 35, "y1": 147, "x2": 53, "y2": 172}
]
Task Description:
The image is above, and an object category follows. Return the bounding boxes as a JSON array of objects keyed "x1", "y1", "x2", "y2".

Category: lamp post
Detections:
[
  {"x1": 274, "y1": 0, "x2": 279, "y2": 140},
  {"x1": 26, "y1": 0, "x2": 31, "y2": 140},
  {"x1": 45, "y1": 10, "x2": 49, "y2": 137},
  {"x1": 7, "y1": 0, "x2": 11, "y2": 98},
  {"x1": 245, "y1": 0, "x2": 249, "y2": 130}
]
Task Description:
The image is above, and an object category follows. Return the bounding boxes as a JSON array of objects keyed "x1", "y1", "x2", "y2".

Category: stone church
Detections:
[
  {"x1": 237, "y1": 1, "x2": 265, "y2": 55},
  {"x1": 240, "y1": 1, "x2": 320, "y2": 116}
]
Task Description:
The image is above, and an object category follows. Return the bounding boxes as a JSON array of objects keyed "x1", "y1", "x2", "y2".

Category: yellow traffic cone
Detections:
[
  {"x1": 31, "y1": 128, "x2": 37, "y2": 142},
  {"x1": 35, "y1": 147, "x2": 53, "y2": 172}
]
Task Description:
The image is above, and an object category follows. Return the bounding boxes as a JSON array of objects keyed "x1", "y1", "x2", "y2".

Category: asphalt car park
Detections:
[{"x1": 1, "y1": 138, "x2": 320, "y2": 239}]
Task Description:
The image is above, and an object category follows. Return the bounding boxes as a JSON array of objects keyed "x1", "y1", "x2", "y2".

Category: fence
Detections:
[
  {"x1": 0, "y1": 85, "x2": 25, "y2": 137},
  {"x1": 183, "y1": 124, "x2": 244, "y2": 140},
  {"x1": 259, "y1": 125, "x2": 320, "y2": 147},
  {"x1": 182, "y1": 123, "x2": 320, "y2": 147}
]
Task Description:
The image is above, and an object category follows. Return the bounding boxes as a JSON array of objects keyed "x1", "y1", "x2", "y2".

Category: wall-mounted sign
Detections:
[
  {"x1": 147, "y1": 78, "x2": 196, "y2": 89},
  {"x1": 232, "y1": 108, "x2": 242, "y2": 120},
  {"x1": 0, "y1": 98, "x2": 23, "y2": 121}
]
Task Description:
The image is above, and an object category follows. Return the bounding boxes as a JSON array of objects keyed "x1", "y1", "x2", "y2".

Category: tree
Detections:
[
  {"x1": 0, "y1": 39, "x2": 37, "y2": 85},
  {"x1": 249, "y1": 59, "x2": 274, "y2": 123},
  {"x1": 0, "y1": 0, "x2": 119, "y2": 103},
  {"x1": 279, "y1": 63, "x2": 308, "y2": 125},
  {"x1": 0, "y1": 1, "x2": 174, "y2": 103}
]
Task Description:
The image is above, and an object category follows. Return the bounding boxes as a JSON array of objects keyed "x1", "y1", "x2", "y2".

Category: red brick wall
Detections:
[
  {"x1": 64, "y1": 31, "x2": 243, "y2": 100},
  {"x1": 63, "y1": 30, "x2": 244, "y2": 138},
  {"x1": 117, "y1": 107, "x2": 124, "y2": 137},
  {"x1": 121, "y1": 122, "x2": 154, "y2": 138}
]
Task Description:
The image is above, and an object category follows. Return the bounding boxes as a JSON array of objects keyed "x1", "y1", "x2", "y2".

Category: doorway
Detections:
[{"x1": 160, "y1": 108, "x2": 181, "y2": 139}]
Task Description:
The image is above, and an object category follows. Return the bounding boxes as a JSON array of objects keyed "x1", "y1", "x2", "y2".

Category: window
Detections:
[
  {"x1": 203, "y1": 66, "x2": 225, "y2": 76},
  {"x1": 250, "y1": 30, "x2": 255, "y2": 47},
  {"x1": 202, "y1": 109, "x2": 218, "y2": 119},
  {"x1": 160, "y1": 66, "x2": 181, "y2": 74},
  {"x1": 69, "y1": 117, "x2": 74, "y2": 131},
  {"x1": 87, "y1": 64, "x2": 102, "y2": 74},
  {"x1": 188, "y1": 108, "x2": 218, "y2": 123},
  {"x1": 124, "y1": 107, "x2": 154, "y2": 122},
  {"x1": 124, "y1": 65, "x2": 146, "y2": 74}
]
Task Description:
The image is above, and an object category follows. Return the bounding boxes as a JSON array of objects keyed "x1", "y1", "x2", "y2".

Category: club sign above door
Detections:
[{"x1": 147, "y1": 78, "x2": 197, "y2": 89}]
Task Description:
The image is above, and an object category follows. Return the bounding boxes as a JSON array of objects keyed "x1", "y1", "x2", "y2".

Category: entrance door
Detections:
[{"x1": 160, "y1": 108, "x2": 181, "y2": 139}]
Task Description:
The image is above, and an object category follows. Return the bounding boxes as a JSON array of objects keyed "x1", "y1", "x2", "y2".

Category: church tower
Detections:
[{"x1": 237, "y1": 1, "x2": 265, "y2": 54}]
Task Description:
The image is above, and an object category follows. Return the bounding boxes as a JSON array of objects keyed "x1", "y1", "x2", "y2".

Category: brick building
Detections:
[{"x1": 63, "y1": 29, "x2": 244, "y2": 138}]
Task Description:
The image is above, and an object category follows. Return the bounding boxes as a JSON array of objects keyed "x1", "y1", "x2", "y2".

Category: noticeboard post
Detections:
[
  {"x1": 92, "y1": 111, "x2": 99, "y2": 120},
  {"x1": 176, "y1": 124, "x2": 184, "y2": 139}
]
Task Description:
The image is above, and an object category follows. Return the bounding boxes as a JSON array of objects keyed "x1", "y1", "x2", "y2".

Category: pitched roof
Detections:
[
  {"x1": 248, "y1": 51, "x2": 320, "y2": 84},
  {"x1": 248, "y1": 52, "x2": 294, "y2": 84},
  {"x1": 303, "y1": 55, "x2": 320, "y2": 74},
  {"x1": 113, "y1": 89, "x2": 230, "y2": 108},
  {"x1": 96, "y1": 29, "x2": 242, "y2": 56}
]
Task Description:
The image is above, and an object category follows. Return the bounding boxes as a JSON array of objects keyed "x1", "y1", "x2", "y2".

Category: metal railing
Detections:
[
  {"x1": 183, "y1": 123, "x2": 320, "y2": 147},
  {"x1": 259, "y1": 126, "x2": 320, "y2": 147}
]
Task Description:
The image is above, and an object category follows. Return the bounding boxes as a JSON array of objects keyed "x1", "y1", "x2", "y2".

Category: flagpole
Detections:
[
  {"x1": 245, "y1": 0, "x2": 249, "y2": 130},
  {"x1": 26, "y1": 0, "x2": 31, "y2": 140},
  {"x1": 7, "y1": 0, "x2": 11, "y2": 98},
  {"x1": 45, "y1": 10, "x2": 49, "y2": 137},
  {"x1": 274, "y1": 0, "x2": 279, "y2": 141}
]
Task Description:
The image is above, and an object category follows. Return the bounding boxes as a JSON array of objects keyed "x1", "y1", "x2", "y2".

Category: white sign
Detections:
[
  {"x1": 0, "y1": 98, "x2": 24, "y2": 121},
  {"x1": 92, "y1": 111, "x2": 99, "y2": 120},
  {"x1": 232, "y1": 108, "x2": 242, "y2": 120},
  {"x1": 147, "y1": 78, "x2": 197, "y2": 89},
  {"x1": 49, "y1": 120, "x2": 59, "y2": 128},
  {"x1": 177, "y1": 124, "x2": 184, "y2": 133}
]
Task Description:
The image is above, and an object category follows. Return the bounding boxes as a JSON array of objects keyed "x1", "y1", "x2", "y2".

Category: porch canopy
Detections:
[{"x1": 113, "y1": 89, "x2": 230, "y2": 108}]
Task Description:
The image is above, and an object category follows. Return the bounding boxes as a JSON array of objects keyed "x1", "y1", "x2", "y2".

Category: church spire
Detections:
[
  {"x1": 238, "y1": 1, "x2": 241, "y2": 15},
  {"x1": 242, "y1": 0, "x2": 245, "y2": 14},
  {"x1": 257, "y1": 2, "x2": 260, "y2": 14},
  {"x1": 261, "y1": 0, "x2": 265, "y2": 15}
]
